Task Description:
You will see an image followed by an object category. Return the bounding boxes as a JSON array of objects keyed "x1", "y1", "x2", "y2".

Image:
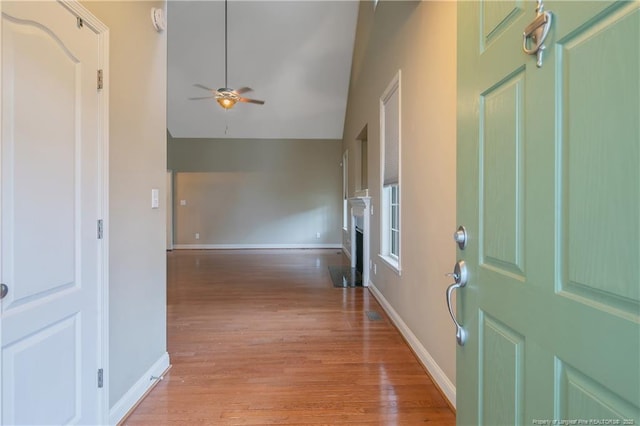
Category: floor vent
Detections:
[{"x1": 366, "y1": 311, "x2": 382, "y2": 321}]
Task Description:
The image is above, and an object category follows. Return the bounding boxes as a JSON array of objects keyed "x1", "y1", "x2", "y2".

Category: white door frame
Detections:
[
  {"x1": 0, "y1": 1, "x2": 110, "y2": 423},
  {"x1": 167, "y1": 170, "x2": 174, "y2": 250}
]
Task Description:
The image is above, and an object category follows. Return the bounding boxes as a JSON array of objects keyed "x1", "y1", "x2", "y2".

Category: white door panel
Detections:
[{"x1": 1, "y1": 1, "x2": 107, "y2": 424}]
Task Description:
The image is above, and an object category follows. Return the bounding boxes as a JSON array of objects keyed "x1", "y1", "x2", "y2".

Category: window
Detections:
[
  {"x1": 342, "y1": 150, "x2": 349, "y2": 230},
  {"x1": 380, "y1": 71, "x2": 401, "y2": 272},
  {"x1": 390, "y1": 184, "x2": 399, "y2": 258}
]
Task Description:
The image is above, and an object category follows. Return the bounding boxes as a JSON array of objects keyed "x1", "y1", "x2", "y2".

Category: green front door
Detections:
[{"x1": 456, "y1": 1, "x2": 639, "y2": 424}]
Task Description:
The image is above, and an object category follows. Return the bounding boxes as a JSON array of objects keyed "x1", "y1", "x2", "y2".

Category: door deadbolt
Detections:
[{"x1": 453, "y1": 225, "x2": 468, "y2": 250}]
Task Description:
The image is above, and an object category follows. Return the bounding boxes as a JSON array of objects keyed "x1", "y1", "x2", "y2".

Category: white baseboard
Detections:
[
  {"x1": 173, "y1": 243, "x2": 342, "y2": 250},
  {"x1": 109, "y1": 352, "x2": 170, "y2": 425},
  {"x1": 368, "y1": 282, "x2": 456, "y2": 408}
]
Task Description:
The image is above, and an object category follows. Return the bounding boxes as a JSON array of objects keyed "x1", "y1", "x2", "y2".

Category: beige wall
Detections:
[
  {"x1": 82, "y1": 0, "x2": 168, "y2": 411},
  {"x1": 168, "y1": 137, "x2": 342, "y2": 247},
  {"x1": 343, "y1": 1, "x2": 458, "y2": 402}
]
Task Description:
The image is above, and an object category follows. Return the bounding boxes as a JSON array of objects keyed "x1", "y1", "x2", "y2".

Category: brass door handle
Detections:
[{"x1": 523, "y1": 0, "x2": 553, "y2": 67}]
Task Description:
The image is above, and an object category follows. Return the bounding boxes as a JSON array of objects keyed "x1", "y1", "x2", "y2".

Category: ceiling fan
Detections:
[{"x1": 190, "y1": 0, "x2": 265, "y2": 110}]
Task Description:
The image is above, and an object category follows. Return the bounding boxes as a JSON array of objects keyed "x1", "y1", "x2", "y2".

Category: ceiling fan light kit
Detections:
[
  {"x1": 190, "y1": 0, "x2": 265, "y2": 110},
  {"x1": 216, "y1": 90, "x2": 238, "y2": 109}
]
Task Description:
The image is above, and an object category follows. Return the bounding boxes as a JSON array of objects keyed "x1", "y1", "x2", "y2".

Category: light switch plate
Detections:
[{"x1": 151, "y1": 189, "x2": 159, "y2": 209}]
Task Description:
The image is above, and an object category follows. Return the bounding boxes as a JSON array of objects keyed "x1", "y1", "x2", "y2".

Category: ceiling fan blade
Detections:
[
  {"x1": 188, "y1": 96, "x2": 216, "y2": 100},
  {"x1": 233, "y1": 87, "x2": 253, "y2": 95},
  {"x1": 239, "y1": 97, "x2": 265, "y2": 105},
  {"x1": 193, "y1": 83, "x2": 215, "y2": 92}
]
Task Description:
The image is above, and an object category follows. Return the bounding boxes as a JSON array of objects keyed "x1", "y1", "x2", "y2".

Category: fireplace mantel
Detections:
[
  {"x1": 348, "y1": 196, "x2": 371, "y2": 286},
  {"x1": 349, "y1": 196, "x2": 369, "y2": 216}
]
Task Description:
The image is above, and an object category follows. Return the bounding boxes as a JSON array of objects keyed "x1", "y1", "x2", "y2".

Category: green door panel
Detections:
[{"x1": 457, "y1": 1, "x2": 639, "y2": 424}]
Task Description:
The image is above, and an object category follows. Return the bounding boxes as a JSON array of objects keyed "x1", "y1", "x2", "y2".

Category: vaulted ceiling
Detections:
[{"x1": 167, "y1": 1, "x2": 359, "y2": 140}]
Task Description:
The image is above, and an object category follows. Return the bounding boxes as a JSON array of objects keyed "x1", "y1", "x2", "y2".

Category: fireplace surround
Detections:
[{"x1": 348, "y1": 195, "x2": 371, "y2": 287}]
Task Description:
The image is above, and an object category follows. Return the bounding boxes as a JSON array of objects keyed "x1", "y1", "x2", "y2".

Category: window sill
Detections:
[{"x1": 378, "y1": 254, "x2": 401, "y2": 276}]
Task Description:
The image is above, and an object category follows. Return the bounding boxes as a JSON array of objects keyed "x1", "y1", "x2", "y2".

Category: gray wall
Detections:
[
  {"x1": 342, "y1": 1, "x2": 458, "y2": 403},
  {"x1": 82, "y1": 0, "x2": 168, "y2": 410},
  {"x1": 168, "y1": 137, "x2": 342, "y2": 247}
]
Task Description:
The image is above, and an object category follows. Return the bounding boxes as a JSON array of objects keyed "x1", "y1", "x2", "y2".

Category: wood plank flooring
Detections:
[{"x1": 123, "y1": 249, "x2": 455, "y2": 425}]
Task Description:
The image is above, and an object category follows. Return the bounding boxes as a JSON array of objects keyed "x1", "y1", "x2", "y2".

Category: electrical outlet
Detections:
[
  {"x1": 195, "y1": 233, "x2": 200, "y2": 240},
  {"x1": 180, "y1": 200, "x2": 187, "y2": 206},
  {"x1": 373, "y1": 263, "x2": 377, "y2": 274},
  {"x1": 369, "y1": 259, "x2": 372, "y2": 270},
  {"x1": 316, "y1": 232, "x2": 321, "y2": 239}
]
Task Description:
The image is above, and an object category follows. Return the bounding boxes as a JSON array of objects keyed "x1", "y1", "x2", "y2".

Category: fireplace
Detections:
[
  {"x1": 348, "y1": 196, "x2": 370, "y2": 287},
  {"x1": 355, "y1": 226, "x2": 363, "y2": 276}
]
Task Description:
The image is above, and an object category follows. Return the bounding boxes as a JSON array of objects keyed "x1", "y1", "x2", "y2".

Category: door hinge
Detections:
[
  {"x1": 97, "y1": 219, "x2": 103, "y2": 239},
  {"x1": 97, "y1": 69, "x2": 103, "y2": 90},
  {"x1": 97, "y1": 368, "x2": 104, "y2": 388}
]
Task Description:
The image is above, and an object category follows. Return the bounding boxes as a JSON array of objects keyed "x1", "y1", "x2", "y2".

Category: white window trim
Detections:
[
  {"x1": 379, "y1": 253, "x2": 400, "y2": 275},
  {"x1": 379, "y1": 70, "x2": 401, "y2": 276}
]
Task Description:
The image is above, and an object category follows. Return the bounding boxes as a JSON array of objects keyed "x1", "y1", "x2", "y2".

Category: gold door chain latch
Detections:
[{"x1": 523, "y1": 0, "x2": 553, "y2": 67}]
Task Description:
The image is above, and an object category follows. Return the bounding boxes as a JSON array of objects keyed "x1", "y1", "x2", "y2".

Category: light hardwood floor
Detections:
[{"x1": 123, "y1": 249, "x2": 455, "y2": 425}]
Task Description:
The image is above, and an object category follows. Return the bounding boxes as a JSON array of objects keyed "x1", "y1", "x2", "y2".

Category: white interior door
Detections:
[{"x1": 1, "y1": 1, "x2": 107, "y2": 424}]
